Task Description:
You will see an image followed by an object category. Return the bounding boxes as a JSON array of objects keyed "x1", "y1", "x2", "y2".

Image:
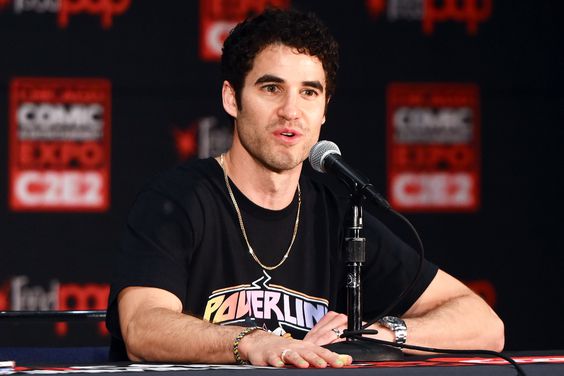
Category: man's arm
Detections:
[
  {"x1": 118, "y1": 286, "x2": 352, "y2": 367},
  {"x1": 304, "y1": 269, "x2": 505, "y2": 352},
  {"x1": 399, "y1": 269, "x2": 504, "y2": 352}
]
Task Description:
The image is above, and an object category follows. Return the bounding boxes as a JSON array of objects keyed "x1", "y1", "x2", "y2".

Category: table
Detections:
[{"x1": 4, "y1": 352, "x2": 564, "y2": 376}]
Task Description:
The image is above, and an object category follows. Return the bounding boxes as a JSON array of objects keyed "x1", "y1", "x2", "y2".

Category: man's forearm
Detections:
[
  {"x1": 347, "y1": 270, "x2": 505, "y2": 353},
  {"x1": 124, "y1": 307, "x2": 242, "y2": 363},
  {"x1": 400, "y1": 292, "x2": 505, "y2": 353},
  {"x1": 118, "y1": 287, "x2": 351, "y2": 368}
]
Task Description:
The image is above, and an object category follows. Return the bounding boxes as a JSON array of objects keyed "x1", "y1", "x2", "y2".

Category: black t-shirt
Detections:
[{"x1": 106, "y1": 158, "x2": 438, "y2": 360}]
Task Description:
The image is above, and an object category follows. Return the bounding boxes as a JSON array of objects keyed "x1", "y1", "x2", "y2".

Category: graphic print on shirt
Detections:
[{"x1": 203, "y1": 271, "x2": 328, "y2": 335}]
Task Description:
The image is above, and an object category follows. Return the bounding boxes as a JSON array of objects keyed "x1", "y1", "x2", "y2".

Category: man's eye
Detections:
[
  {"x1": 302, "y1": 89, "x2": 318, "y2": 97},
  {"x1": 263, "y1": 85, "x2": 279, "y2": 93}
]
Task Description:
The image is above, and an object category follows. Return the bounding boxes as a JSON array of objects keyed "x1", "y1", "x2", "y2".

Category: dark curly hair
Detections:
[{"x1": 221, "y1": 8, "x2": 339, "y2": 108}]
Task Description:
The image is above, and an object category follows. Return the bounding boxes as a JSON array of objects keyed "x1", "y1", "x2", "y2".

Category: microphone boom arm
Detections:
[{"x1": 324, "y1": 154, "x2": 391, "y2": 210}]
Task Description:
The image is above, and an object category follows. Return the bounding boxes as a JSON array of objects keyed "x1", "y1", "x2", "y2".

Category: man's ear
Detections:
[{"x1": 222, "y1": 81, "x2": 238, "y2": 118}]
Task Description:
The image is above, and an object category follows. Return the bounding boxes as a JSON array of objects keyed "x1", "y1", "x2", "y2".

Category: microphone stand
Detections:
[{"x1": 323, "y1": 187, "x2": 403, "y2": 361}]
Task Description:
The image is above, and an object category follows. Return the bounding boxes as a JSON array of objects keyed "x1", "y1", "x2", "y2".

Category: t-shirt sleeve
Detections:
[
  {"x1": 362, "y1": 212, "x2": 438, "y2": 319},
  {"x1": 106, "y1": 188, "x2": 195, "y2": 340}
]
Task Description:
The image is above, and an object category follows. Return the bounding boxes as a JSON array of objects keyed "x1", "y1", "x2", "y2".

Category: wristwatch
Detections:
[{"x1": 378, "y1": 316, "x2": 407, "y2": 345}]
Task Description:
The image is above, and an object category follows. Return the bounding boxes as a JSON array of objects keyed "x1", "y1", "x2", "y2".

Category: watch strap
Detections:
[{"x1": 378, "y1": 316, "x2": 407, "y2": 345}]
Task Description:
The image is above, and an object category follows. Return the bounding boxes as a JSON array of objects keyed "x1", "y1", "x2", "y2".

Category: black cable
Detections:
[
  {"x1": 361, "y1": 208, "x2": 424, "y2": 329},
  {"x1": 343, "y1": 334, "x2": 526, "y2": 376}
]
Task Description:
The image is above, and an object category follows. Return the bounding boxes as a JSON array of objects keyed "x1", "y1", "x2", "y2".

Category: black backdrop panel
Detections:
[{"x1": 1, "y1": 0, "x2": 563, "y2": 351}]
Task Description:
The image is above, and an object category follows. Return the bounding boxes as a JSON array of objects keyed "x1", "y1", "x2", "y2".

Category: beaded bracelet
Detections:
[{"x1": 233, "y1": 326, "x2": 264, "y2": 365}]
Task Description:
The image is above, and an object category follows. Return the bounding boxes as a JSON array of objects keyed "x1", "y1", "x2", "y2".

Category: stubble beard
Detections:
[{"x1": 236, "y1": 122, "x2": 309, "y2": 173}]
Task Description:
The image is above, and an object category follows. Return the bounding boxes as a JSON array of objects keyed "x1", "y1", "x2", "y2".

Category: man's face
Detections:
[{"x1": 223, "y1": 44, "x2": 327, "y2": 172}]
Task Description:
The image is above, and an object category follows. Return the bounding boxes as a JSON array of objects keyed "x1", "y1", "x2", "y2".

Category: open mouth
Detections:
[{"x1": 281, "y1": 132, "x2": 295, "y2": 137}]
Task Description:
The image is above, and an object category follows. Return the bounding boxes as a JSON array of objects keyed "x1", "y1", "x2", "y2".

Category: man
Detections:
[{"x1": 106, "y1": 8, "x2": 504, "y2": 368}]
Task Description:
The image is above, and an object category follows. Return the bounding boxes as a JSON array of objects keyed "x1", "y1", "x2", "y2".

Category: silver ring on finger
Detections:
[
  {"x1": 331, "y1": 328, "x2": 342, "y2": 338},
  {"x1": 281, "y1": 349, "x2": 291, "y2": 363}
]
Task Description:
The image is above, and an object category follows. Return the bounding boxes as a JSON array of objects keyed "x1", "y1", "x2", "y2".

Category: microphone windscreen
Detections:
[{"x1": 309, "y1": 140, "x2": 341, "y2": 173}]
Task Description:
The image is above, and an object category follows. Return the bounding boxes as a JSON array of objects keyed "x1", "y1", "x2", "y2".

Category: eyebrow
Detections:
[{"x1": 254, "y1": 74, "x2": 324, "y2": 93}]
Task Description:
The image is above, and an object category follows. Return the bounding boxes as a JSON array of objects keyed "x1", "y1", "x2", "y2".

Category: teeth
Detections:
[{"x1": 281, "y1": 132, "x2": 294, "y2": 137}]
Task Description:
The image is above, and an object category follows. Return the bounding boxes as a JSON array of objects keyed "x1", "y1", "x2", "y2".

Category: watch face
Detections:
[
  {"x1": 383, "y1": 316, "x2": 400, "y2": 326},
  {"x1": 381, "y1": 316, "x2": 406, "y2": 330}
]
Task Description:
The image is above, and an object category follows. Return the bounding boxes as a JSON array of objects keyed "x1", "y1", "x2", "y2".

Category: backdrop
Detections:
[{"x1": 1, "y1": 0, "x2": 563, "y2": 351}]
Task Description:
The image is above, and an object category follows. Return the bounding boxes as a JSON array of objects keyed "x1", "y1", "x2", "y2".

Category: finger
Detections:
[
  {"x1": 305, "y1": 314, "x2": 347, "y2": 344},
  {"x1": 299, "y1": 350, "x2": 328, "y2": 368},
  {"x1": 308, "y1": 325, "x2": 347, "y2": 346},
  {"x1": 314, "y1": 348, "x2": 353, "y2": 368},
  {"x1": 326, "y1": 353, "x2": 353, "y2": 368},
  {"x1": 335, "y1": 354, "x2": 353, "y2": 367},
  {"x1": 313, "y1": 312, "x2": 347, "y2": 332},
  {"x1": 306, "y1": 312, "x2": 342, "y2": 336},
  {"x1": 266, "y1": 351, "x2": 285, "y2": 368},
  {"x1": 320, "y1": 314, "x2": 348, "y2": 336},
  {"x1": 280, "y1": 348, "x2": 292, "y2": 364},
  {"x1": 282, "y1": 349, "x2": 310, "y2": 368},
  {"x1": 308, "y1": 329, "x2": 338, "y2": 345}
]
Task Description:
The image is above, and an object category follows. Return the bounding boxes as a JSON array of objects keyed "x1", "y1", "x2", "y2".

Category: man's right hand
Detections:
[{"x1": 238, "y1": 328, "x2": 352, "y2": 368}]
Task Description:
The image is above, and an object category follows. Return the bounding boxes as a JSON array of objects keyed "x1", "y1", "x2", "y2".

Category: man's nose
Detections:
[{"x1": 277, "y1": 92, "x2": 302, "y2": 120}]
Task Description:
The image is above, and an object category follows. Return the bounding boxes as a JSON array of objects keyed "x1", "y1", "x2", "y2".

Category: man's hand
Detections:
[
  {"x1": 303, "y1": 311, "x2": 349, "y2": 346},
  {"x1": 119, "y1": 286, "x2": 352, "y2": 366},
  {"x1": 303, "y1": 311, "x2": 395, "y2": 346},
  {"x1": 238, "y1": 328, "x2": 352, "y2": 368}
]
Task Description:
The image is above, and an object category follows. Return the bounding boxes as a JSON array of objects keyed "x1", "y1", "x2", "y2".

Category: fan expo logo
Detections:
[
  {"x1": 9, "y1": 78, "x2": 111, "y2": 211},
  {"x1": 199, "y1": 0, "x2": 290, "y2": 61},
  {"x1": 0, "y1": 0, "x2": 130, "y2": 28},
  {"x1": 0, "y1": 276, "x2": 109, "y2": 336},
  {"x1": 387, "y1": 83, "x2": 480, "y2": 211},
  {"x1": 172, "y1": 117, "x2": 232, "y2": 161},
  {"x1": 366, "y1": 0, "x2": 492, "y2": 35}
]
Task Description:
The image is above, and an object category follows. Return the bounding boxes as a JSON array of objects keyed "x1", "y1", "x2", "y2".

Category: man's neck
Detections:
[{"x1": 218, "y1": 150, "x2": 302, "y2": 210}]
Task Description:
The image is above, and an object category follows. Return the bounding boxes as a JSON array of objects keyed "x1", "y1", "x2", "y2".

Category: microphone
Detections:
[{"x1": 309, "y1": 140, "x2": 391, "y2": 209}]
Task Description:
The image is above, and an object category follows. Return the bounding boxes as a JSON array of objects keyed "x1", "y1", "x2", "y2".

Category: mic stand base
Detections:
[{"x1": 323, "y1": 339, "x2": 404, "y2": 362}]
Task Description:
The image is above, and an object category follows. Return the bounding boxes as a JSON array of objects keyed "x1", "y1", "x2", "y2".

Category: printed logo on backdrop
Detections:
[
  {"x1": 387, "y1": 83, "x2": 480, "y2": 212},
  {"x1": 172, "y1": 117, "x2": 232, "y2": 160},
  {"x1": 366, "y1": 0, "x2": 492, "y2": 35},
  {"x1": 199, "y1": 0, "x2": 291, "y2": 61},
  {"x1": 9, "y1": 78, "x2": 111, "y2": 211},
  {"x1": 0, "y1": 0, "x2": 130, "y2": 28},
  {"x1": 0, "y1": 276, "x2": 109, "y2": 336}
]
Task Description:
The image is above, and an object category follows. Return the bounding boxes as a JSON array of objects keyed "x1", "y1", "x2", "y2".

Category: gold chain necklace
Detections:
[{"x1": 219, "y1": 153, "x2": 301, "y2": 271}]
